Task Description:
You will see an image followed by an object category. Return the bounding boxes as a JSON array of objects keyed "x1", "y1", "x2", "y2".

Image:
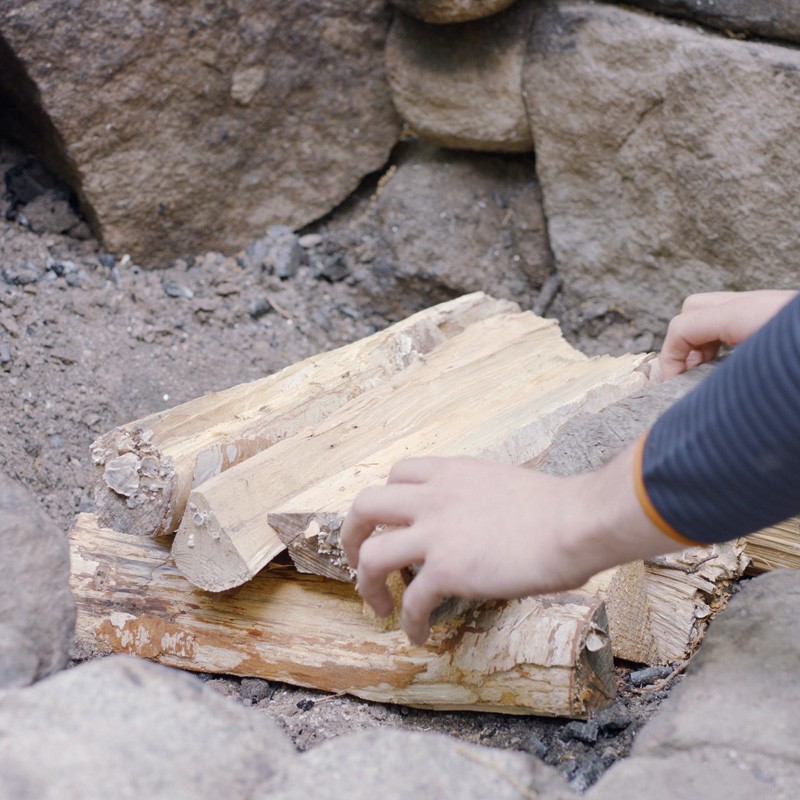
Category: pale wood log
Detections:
[
  {"x1": 172, "y1": 310, "x2": 651, "y2": 591},
  {"x1": 70, "y1": 513, "x2": 616, "y2": 718},
  {"x1": 581, "y1": 543, "x2": 748, "y2": 664},
  {"x1": 89, "y1": 292, "x2": 517, "y2": 537},
  {"x1": 744, "y1": 517, "x2": 800, "y2": 573}
]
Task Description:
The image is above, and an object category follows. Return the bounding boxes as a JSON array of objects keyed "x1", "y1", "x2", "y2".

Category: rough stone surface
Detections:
[
  {"x1": 588, "y1": 569, "x2": 800, "y2": 798},
  {"x1": 0, "y1": 656, "x2": 296, "y2": 800},
  {"x1": 331, "y1": 141, "x2": 552, "y2": 317},
  {"x1": 256, "y1": 728, "x2": 573, "y2": 799},
  {"x1": 0, "y1": 624, "x2": 38, "y2": 690},
  {"x1": 524, "y1": 2, "x2": 800, "y2": 330},
  {"x1": 392, "y1": 0, "x2": 519, "y2": 24},
  {"x1": 0, "y1": 471, "x2": 74, "y2": 687},
  {"x1": 0, "y1": 1, "x2": 400, "y2": 264},
  {"x1": 386, "y1": 5, "x2": 535, "y2": 151},
  {"x1": 613, "y1": 1, "x2": 800, "y2": 44}
]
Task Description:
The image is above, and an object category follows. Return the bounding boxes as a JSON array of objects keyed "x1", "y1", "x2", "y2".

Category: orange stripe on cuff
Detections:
[{"x1": 633, "y1": 433, "x2": 699, "y2": 548}]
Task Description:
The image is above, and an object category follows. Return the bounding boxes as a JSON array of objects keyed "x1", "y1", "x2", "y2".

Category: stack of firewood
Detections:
[{"x1": 70, "y1": 293, "x2": 795, "y2": 718}]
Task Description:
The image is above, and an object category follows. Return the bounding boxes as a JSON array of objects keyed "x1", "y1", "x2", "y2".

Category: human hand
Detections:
[
  {"x1": 341, "y1": 449, "x2": 675, "y2": 644},
  {"x1": 659, "y1": 290, "x2": 798, "y2": 379}
]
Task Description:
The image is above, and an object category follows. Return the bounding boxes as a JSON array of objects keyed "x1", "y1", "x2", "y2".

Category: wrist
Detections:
[{"x1": 559, "y1": 443, "x2": 682, "y2": 583}]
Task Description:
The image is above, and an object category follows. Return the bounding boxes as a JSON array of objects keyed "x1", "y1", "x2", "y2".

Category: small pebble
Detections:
[
  {"x1": 0, "y1": 341, "x2": 11, "y2": 364},
  {"x1": 296, "y1": 699, "x2": 315, "y2": 712},
  {"x1": 629, "y1": 665, "x2": 672, "y2": 686},
  {"x1": 562, "y1": 719, "x2": 599, "y2": 745},
  {"x1": 298, "y1": 233, "x2": 323, "y2": 249},
  {"x1": 65, "y1": 269, "x2": 85, "y2": 288},
  {"x1": 338, "y1": 305, "x2": 360, "y2": 319},
  {"x1": 594, "y1": 702, "x2": 633, "y2": 734},
  {"x1": 47, "y1": 259, "x2": 78, "y2": 277},
  {"x1": 319, "y1": 253, "x2": 349, "y2": 283},
  {"x1": 240, "y1": 677, "x2": 272, "y2": 703},
  {"x1": 163, "y1": 282, "x2": 194, "y2": 299},
  {"x1": 249, "y1": 297, "x2": 272, "y2": 319},
  {"x1": 3, "y1": 262, "x2": 40, "y2": 286},
  {"x1": 524, "y1": 735, "x2": 548, "y2": 759}
]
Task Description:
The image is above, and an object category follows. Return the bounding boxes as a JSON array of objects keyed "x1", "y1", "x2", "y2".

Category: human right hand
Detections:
[
  {"x1": 659, "y1": 290, "x2": 798, "y2": 379},
  {"x1": 340, "y1": 448, "x2": 677, "y2": 645}
]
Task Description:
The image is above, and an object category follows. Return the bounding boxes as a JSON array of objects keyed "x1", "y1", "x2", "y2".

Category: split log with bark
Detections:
[{"x1": 70, "y1": 513, "x2": 616, "y2": 718}]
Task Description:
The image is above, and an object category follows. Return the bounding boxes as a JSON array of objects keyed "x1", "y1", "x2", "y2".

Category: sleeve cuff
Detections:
[{"x1": 633, "y1": 433, "x2": 700, "y2": 549}]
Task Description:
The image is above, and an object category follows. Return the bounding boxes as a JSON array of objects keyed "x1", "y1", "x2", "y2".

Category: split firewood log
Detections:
[{"x1": 70, "y1": 512, "x2": 616, "y2": 718}]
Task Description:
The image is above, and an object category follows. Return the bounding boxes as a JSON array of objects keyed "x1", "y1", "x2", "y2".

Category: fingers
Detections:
[
  {"x1": 681, "y1": 291, "x2": 736, "y2": 313},
  {"x1": 341, "y1": 483, "x2": 423, "y2": 568},
  {"x1": 664, "y1": 291, "x2": 799, "y2": 378},
  {"x1": 356, "y1": 527, "x2": 426, "y2": 617},
  {"x1": 659, "y1": 307, "x2": 726, "y2": 378},
  {"x1": 399, "y1": 568, "x2": 446, "y2": 645}
]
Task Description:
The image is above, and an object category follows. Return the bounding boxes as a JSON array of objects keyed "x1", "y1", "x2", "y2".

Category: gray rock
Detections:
[
  {"x1": 0, "y1": 624, "x2": 38, "y2": 689},
  {"x1": 0, "y1": 1, "x2": 400, "y2": 265},
  {"x1": 163, "y1": 281, "x2": 195, "y2": 300},
  {"x1": 612, "y1": 1, "x2": 800, "y2": 44},
  {"x1": 297, "y1": 233, "x2": 322, "y2": 249},
  {"x1": 0, "y1": 656, "x2": 296, "y2": 800},
  {"x1": 628, "y1": 665, "x2": 672, "y2": 686},
  {"x1": 352, "y1": 142, "x2": 552, "y2": 317},
  {"x1": 592, "y1": 703, "x2": 633, "y2": 735},
  {"x1": 21, "y1": 190, "x2": 82, "y2": 235},
  {"x1": 588, "y1": 570, "x2": 800, "y2": 798},
  {"x1": 264, "y1": 225, "x2": 303, "y2": 280},
  {"x1": 562, "y1": 719, "x2": 599, "y2": 745},
  {"x1": 241, "y1": 677, "x2": 272, "y2": 703},
  {"x1": 257, "y1": 728, "x2": 572, "y2": 799},
  {"x1": 2, "y1": 261, "x2": 40, "y2": 286},
  {"x1": 525, "y1": 2, "x2": 800, "y2": 329},
  {"x1": 0, "y1": 472, "x2": 75, "y2": 687},
  {"x1": 387, "y1": 6, "x2": 534, "y2": 152},
  {"x1": 245, "y1": 237, "x2": 272, "y2": 271},
  {"x1": 318, "y1": 252, "x2": 349, "y2": 283},
  {"x1": 392, "y1": 0, "x2": 519, "y2": 24}
]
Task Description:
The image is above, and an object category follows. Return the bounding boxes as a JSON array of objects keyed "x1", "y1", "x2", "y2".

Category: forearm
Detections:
[{"x1": 643, "y1": 294, "x2": 800, "y2": 543}]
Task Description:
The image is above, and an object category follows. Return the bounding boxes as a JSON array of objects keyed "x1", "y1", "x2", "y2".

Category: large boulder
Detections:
[
  {"x1": 386, "y1": 4, "x2": 535, "y2": 152},
  {"x1": 0, "y1": 1, "x2": 400, "y2": 265},
  {"x1": 611, "y1": 1, "x2": 800, "y2": 44},
  {"x1": 588, "y1": 569, "x2": 800, "y2": 799},
  {"x1": 331, "y1": 142, "x2": 552, "y2": 318},
  {"x1": 0, "y1": 471, "x2": 74, "y2": 688},
  {"x1": 257, "y1": 728, "x2": 572, "y2": 800},
  {"x1": 524, "y1": 1, "x2": 800, "y2": 329},
  {"x1": 392, "y1": 0, "x2": 519, "y2": 24},
  {"x1": 0, "y1": 656, "x2": 295, "y2": 800}
]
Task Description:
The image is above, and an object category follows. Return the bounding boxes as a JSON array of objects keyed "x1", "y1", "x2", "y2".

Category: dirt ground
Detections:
[{"x1": 0, "y1": 139, "x2": 677, "y2": 792}]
